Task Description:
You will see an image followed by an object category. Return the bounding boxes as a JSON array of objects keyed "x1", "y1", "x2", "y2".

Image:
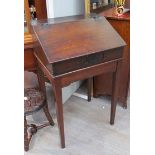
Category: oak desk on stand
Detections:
[{"x1": 32, "y1": 15, "x2": 126, "y2": 148}]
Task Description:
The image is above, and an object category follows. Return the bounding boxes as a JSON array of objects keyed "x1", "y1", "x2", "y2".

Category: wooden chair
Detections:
[{"x1": 24, "y1": 70, "x2": 54, "y2": 151}]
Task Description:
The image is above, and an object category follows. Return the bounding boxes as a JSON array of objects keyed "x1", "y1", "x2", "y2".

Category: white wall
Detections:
[
  {"x1": 53, "y1": 0, "x2": 85, "y2": 18},
  {"x1": 46, "y1": 0, "x2": 85, "y2": 18},
  {"x1": 46, "y1": 0, "x2": 54, "y2": 18},
  {"x1": 104, "y1": 0, "x2": 108, "y2": 4},
  {"x1": 46, "y1": 0, "x2": 84, "y2": 103}
]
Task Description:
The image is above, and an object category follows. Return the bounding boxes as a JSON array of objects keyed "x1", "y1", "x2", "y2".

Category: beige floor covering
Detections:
[{"x1": 25, "y1": 84, "x2": 130, "y2": 155}]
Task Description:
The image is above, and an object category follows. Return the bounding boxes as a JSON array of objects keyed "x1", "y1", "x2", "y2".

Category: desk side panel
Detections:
[
  {"x1": 31, "y1": 25, "x2": 53, "y2": 74},
  {"x1": 57, "y1": 60, "x2": 118, "y2": 87}
]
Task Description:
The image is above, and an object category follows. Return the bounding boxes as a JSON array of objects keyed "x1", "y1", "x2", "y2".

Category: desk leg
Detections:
[
  {"x1": 110, "y1": 62, "x2": 120, "y2": 125},
  {"x1": 53, "y1": 84, "x2": 65, "y2": 148},
  {"x1": 87, "y1": 78, "x2": 92, "y2": 102}
]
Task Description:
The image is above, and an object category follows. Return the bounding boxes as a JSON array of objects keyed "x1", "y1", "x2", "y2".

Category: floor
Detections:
[{"x1": 25, "y1": 83, "x2": 130, "y2": 155}]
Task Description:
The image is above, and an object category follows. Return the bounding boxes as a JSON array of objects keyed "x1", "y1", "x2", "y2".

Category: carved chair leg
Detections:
[
  {"x1": 24, "y1": 116, "x2": 29, "y2": 151},
  {"x1": 43, "y1": 103, "x2": 55, "y2": 126}
]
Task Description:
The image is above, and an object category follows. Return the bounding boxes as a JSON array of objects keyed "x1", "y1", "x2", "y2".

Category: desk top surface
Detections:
[{"x1": 32, "y1": 15, "x2": 126, "y2": 64}]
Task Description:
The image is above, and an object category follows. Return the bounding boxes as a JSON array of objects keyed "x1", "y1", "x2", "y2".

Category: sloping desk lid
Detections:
[{"x1": 32, "y1": 15, "x2": 126, "y2": 64}]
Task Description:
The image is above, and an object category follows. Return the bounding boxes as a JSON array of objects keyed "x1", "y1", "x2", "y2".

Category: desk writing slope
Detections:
[{"x1": 32, "y1": 16, "x2": 126, "y2": 76}]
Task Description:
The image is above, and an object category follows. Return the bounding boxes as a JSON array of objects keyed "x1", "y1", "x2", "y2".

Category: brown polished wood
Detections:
[
  {"x1": 93, "y1": 8, "x2": 130, "y2": 108},
  {"x1": 24, "y1": 0, "x2": 31, "y2": 32},
  {"x1": 34, "y1": 0, "x2": 47, "y2": 20},
  {"x1": 24, "y1": 0, "x2": 47, "y2": 72},
  {"x1": 32, "y1": 15, "x2": 126, "y2": 148},
  {"x1": 87, "y1": 77, "x2": 93, "y2": 102},
  {"x1": 24, "y1": 35, "x2": 36, "y2": 71}
]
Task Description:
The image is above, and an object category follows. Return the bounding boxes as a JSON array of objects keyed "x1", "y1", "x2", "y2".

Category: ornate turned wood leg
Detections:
[
  {"x1": 24, "y1": 116, "x2": 29, "y2": 151},
  {"x1": 37, "y1": 69, "x2": 55, "y2": 126},
  {"x1": 110, "y1": 62, "x2": 120, "y2": 125},
  {"x1": 43, "y1": 103, "x2": 55, "y2": 126},
  {"x1": 87, "y1": 78, "x2": 92, "y2": 102},
  {"x1": 53, "y1": 84, "x2": 65, "y2": 148}
]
